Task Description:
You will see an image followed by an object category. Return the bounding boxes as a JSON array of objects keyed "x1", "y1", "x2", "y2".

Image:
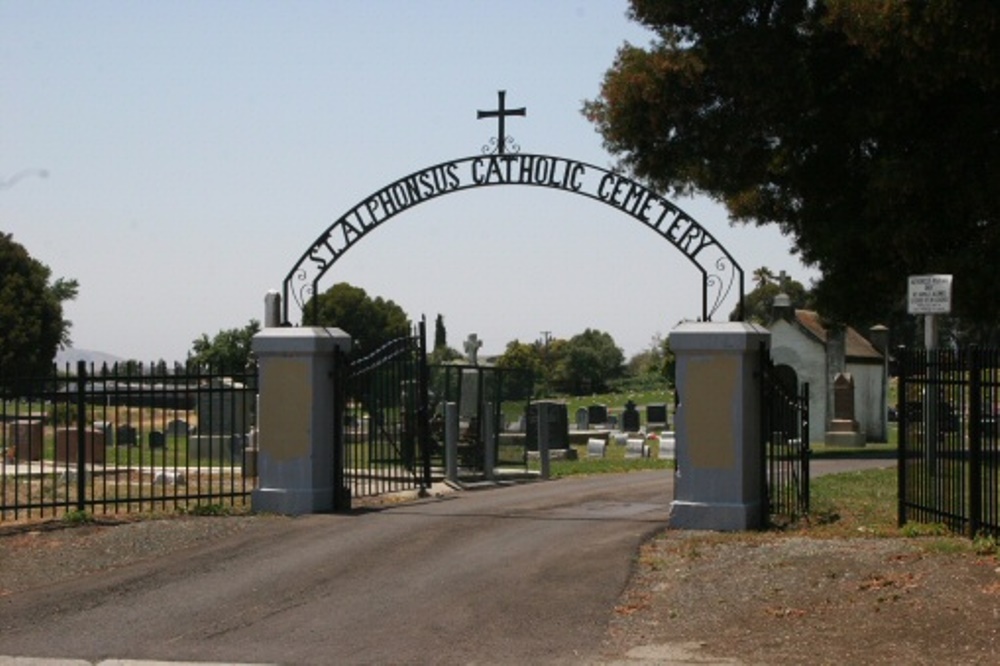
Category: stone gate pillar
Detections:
[
  {"x1": 669, "y1": 322, "x2": 770, "y2": 531},
  {"x1": 251, "y1": 327, "x2": 351, "y2": 515}
]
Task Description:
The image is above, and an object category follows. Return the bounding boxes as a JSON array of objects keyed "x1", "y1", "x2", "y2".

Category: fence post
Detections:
[
  {"x1": 897, "y1": 346, "x2": 908, "y2": 528},
  {"x1": 969, "y1": 346, "x2": 982, "y2": 538},
  {"x1": 800, "y1": 382, "x2": 811, "y2": 514},
  {"x1": 75, "y1": 360, "x2": 87, "y2": 512}
]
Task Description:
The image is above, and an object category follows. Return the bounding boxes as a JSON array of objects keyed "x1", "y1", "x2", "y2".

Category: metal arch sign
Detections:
[{"x1": 282, "y1": 94, "x2": 745, "y2": 324}]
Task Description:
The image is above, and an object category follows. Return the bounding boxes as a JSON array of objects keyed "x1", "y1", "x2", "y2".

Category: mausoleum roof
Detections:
[{"x1": 793, "y1": 310, "x2": 883, "y2": 361}]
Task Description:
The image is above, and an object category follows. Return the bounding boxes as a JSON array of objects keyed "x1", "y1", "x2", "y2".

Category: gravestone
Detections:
[
  {"x1": 148, "y1": 430, "x2": 166, "y2": 449},
  {"x1": 54, "y1": 428, "x2": 106, "y2": 463},
  {"x1": 575, "y1": 407, "x2": 589, "y2": 431},
  {"x1": 646, "y1": 403, "x2": 668, "y2": 429},
  {"x1": 586, "y1": 438, "x2": 607, "y2": 459},
  {"x1": 825, "y1": 372, "x2": 866, "y2": 447},
  {"x1": 6, "y1": 420, "x2": 43, "y2": 461},
  {"x1": 165, "y1": 419, "x2": 189, "y2": 437},
  {"x1": 190, "y1": 377, "x2": 251, "y2": 460},
  {"x1": 587, "y1": 404, "x2": 608, "y2": 426},
  {"x1": 463, "y1": 333, "x2": 483, "y2": 366},
  {"x1": 621, "y1": 400, "x2": 641, "y2": 433},
  {"x1": 657, "y1": 431, "x2": 676, "y2": 460},
  {"x1": 115, "y1": 424, "x2": 137, "y2": 447},
  {"x1": 459, "y1": 369, "x2": 480, "y2": 421},
  {"x1": 526, "y1": 400, "x2": 568, "y2": 451},
  {"x1": 625, "y1": 437, "x2": 650, "y2": 459},
  {"x1": 93, "y1": 421, "x2": 114, "y2": 446}
]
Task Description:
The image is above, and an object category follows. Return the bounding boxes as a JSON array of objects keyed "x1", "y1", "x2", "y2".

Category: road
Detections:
[{"x1": 0, "y1": 471, "x2": 673, "y2": 665}]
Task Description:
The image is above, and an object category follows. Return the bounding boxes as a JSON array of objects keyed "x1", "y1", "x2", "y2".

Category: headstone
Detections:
[
  {"x1": 575, "y1": 407, "x2": 589, "y2": 431},
  {"x1": 825, "y1": 372, "x2": 866, "y2": 447},
  {"x1": 621, "y1": 400, "x2": 641, "y2": 433},
  {"x1": 459, "y1": 369, "x2": 480, "y2": 421},
  {"x1": 646, "y1": 403, "x2": 668, "y2": 428},
  {"x1": 587, "y1": 404, "x2": 608, "y2": 425},
  {"x1": 191, "y1": 377, "x2": 251, "y2": 459},
  {"x1": 625, "y1": 438, "x2": 650, "y2": 459},
  {"x1": 658, "y1": 431, "x2": 676, "y2": 460},
  {"x1": 54, "y1": 428, "x2": 106, "y2": 463},
  {"x1": 93, "y1": 421, "x2": 114, "y2": 446},
  {"x1": 115, "y1": 424, "x2": 137, "y2": 447},
  {"x1": 463, "y1": 333, "x2": 483, "y2": 366},
  {"x1": 165, "y1": 419, "x2": 189, "y2": 437},
  {"x1": 613, "y1": 432, "x2": 628, "y2": 447},
  {"x1": 526, "y1": 400, "x2": 568, "y2": 451},
  {"x1": 586, "y1": 438, "x2": 607, "y2": 459},
  {"x1": 6, "y1": 420, "x2": 43, "y2": 461},
  {"x1": 153, "y1": 470, "x2": 186, "y2": 486},
  {"x1": 148, "y1": 430, "x2": 166, "y2": 449},
  {"x1": 196, "y1": 378, "x2": 248, "y2": 435}
]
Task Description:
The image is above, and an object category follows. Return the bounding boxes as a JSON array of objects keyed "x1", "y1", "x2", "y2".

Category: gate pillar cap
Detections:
[
  {"x1": 670, "y1": 321, "x2": 769, "y2": 353},
  {"x1": 252, "y1": 327, "x2": 352, "y2": 356}
]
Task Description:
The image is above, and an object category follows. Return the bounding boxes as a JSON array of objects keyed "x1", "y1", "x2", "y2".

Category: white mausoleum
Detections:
[{"x1": 768, "y1": 295, "x2": 888, "y2": 443}]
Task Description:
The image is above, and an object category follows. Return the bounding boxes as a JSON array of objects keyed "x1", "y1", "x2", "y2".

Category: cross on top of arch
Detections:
[{"x1": 477, "y1": 90, "x2": 526, "y2": 155}]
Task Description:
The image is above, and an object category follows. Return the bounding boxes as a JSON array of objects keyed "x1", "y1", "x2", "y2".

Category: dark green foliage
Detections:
[
  {"x1": 586, "y1": 1, "x2": 1000, "y2": 340},
  {"x1": 189, "y1": 320, "x2": 261, "y2": 374},
  {"x1": 552, "y1": 328, "x2": 625, "y2": 395},
  {"x1": 303, "y1": 282, "x2": 410, "y2": 357},
  {"x1": 0, "y1": 233, "x2": 78, "y2": 381},
  {"x1": 734, "y1": 268, "x2": 816, "y2": 325}
]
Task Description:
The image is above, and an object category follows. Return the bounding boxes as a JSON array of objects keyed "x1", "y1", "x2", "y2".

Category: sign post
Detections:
[
  {"x1": 908, "y1": 274, "x2": 953, "y2": 348},
  {"x1": 907, "y1": 274, "x2": 953, "y2": 479}
]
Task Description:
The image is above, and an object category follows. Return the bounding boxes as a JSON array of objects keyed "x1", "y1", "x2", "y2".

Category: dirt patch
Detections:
[{"x1": 604, "y1": 531, "x2": 1000, "y2": 664}]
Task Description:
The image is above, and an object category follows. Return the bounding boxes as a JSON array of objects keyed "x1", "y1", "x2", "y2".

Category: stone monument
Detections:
[{"x1": 824, "y1": 372, "x2": 866, "y2": 447}]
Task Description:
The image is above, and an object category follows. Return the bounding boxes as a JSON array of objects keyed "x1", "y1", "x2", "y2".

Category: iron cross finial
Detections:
[{"x1": 477, "y1": 90, "x2": 526, "y2": 155}]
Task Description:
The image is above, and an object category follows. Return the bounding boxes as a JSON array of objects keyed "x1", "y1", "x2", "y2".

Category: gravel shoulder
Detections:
[{"x1": 604, "y1": 530, "x2": 1000, "y2": 665}]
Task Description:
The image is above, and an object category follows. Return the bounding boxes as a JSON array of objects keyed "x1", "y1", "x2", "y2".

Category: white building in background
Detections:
[{"x1": 768, "y1": 295, "x2": 888, "y2": 443}]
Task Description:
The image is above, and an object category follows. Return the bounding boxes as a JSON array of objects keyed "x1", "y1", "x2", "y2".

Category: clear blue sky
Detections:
[{"x1": 1, "y1": 0, "x2": 815, "y2": 363}]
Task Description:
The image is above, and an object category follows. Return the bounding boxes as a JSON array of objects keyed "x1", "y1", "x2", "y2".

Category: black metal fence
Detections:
[
  {"x1": 1, "y1": 360, "x2": 258, "y2": 523},
  {"x1": 427, "y1": 364, "x2": 534, "y2": 475},
  {"x1": 760, "y1": 345, "x2": 811, "y2": 521},
  {"x1": 337, "y1": 325, "x2": 432, "y2": 509},
  {"x1": 898, "y1": 346, "x2": 1000, "y2": 538}
]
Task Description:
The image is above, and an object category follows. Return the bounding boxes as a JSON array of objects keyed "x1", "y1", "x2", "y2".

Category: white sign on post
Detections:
[{"x1": 908, "y1": 274, "x2": 953, "y2": 315}]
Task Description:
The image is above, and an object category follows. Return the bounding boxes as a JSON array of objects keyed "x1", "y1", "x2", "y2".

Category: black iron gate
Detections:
[
  {"x1": 335, "y1": 321, "x2": 432, "y2": 510},
  {"x1": 897, "y1": 346, "x2": 1000, "y2": 538},
  {"x1": 760, "y1": 344, "x2": 811, "y2": 520}
]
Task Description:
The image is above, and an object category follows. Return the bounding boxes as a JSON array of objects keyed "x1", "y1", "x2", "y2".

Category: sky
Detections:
[{"x1": 1, "y1": 0, "x2": 817, "y2": 364}]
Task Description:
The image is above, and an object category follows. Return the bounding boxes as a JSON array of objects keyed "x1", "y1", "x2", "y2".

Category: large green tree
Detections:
[
  {"x1": 303, "y1": 282, "x2": 410, "y2": 357},
  {"x1": 189, "y1": 319, "x2": 261, "y2": 373},
  {"x1": 585, "y1": 1, "x2": 1000, "y2": 341},
  {"x1": 0, "y1": 233, "x2": 78, "y2": 379},
  {"x1": 553, "y1": 328, "x2": 624, "y2": 395}
]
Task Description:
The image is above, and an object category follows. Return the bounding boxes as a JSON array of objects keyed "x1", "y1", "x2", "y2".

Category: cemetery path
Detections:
[
  {"x1": 0, "y1": 471, "x2": 672, "y2": 665},
  {"x1": 3, "y1": 460, "x2": 997, "y2": 665}
]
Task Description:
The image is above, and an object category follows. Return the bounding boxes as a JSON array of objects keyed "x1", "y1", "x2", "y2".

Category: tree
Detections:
[
  {"x1": 495, "y1": 340, "x2": 541, "y2": 400},
  {"x1": 585, "y1": 1, "x2": 1000, "y2": 339},
  {"x1": 189, "y1": 320, "x2": 261, "y2": 373},
  {"x1": 733, "y1": 268, "x2": 815, "y2": 325},
  {"x1": 428, "y1": 312, "x2": 463, "y2": 363},
  {"x1": 552, "y1": 328, "x2": 624, "y2": 395},
  {"x1": 0, "y1": 233, "x2": 78, "y2": 379},
  {"x1": 303, "y1": 282, "x2": 410, "y2": 357},
  {"x1": 433, "y1": 313, "x2": 447, "y2": 351}
]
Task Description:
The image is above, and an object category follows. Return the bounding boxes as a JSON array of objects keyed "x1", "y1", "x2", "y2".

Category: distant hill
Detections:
[{"x1": 55, "y1": 348, "x2": 124, "y2": 368}]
